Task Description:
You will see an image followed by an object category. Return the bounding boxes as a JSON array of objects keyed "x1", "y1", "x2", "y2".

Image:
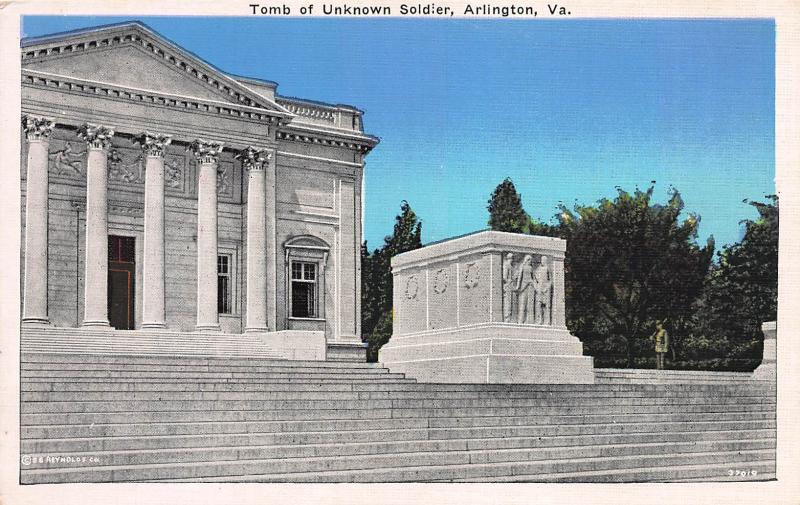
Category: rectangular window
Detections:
[
  {"x1": 291, "y1": 261, "x2": 317, "y2": 318},
  {"x1": 218, "y1": 254, "x2": 231, "y2": 314}
]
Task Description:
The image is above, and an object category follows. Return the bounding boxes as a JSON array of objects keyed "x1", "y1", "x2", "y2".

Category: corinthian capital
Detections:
[
  {"x1": 22, "y1": 115, "x2": 55, "y2": 142},
  {"x1": 235, "y1": 146, "x2": 272, "y2": 171},
  {"x1": 134, "y1": 132, "x2": 173, "y2": 157},
  {"x1": 187, "y1": 139, "x2": 224, "y2": 164},
  {"x1": 77, "y1": 123, "x2": 115, "y2": 150}
]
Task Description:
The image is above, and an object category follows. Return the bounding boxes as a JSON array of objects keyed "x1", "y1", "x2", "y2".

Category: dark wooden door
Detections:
[{"x1": 108, "y1": 236, "x2": 135, "y2": 330}]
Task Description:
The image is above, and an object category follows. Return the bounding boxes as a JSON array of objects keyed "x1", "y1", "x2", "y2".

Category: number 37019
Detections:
[{"x1": 728, "y1": 469, "x2": 758, "y2": 477}]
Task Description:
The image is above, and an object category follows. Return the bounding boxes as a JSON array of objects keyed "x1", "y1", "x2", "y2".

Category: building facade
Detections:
[{"x1": 20, "y1": 22, "x2": 377, "y2": 360}]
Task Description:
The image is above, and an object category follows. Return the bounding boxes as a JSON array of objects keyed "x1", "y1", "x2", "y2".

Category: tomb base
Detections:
[{"x1": 380, "y1": 323, "x2": 594, "y2": 384}]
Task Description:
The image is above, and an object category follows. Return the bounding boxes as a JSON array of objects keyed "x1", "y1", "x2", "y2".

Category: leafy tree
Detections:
[
  {"x1": 527, "y1": 216, "x2": 560, "y2": 238},
  {"x1": 688, "y1": 196, "x2": 778, "y2": 370},
  {"x1": 488, "y1": 178, "x2": 529, "y2": 233},
  {"x1": 361, "y1": 201, "x2": 423, "y2": 361},
  {"x1": 556, "y1": 186, "x2": 714, "y2": 367}
]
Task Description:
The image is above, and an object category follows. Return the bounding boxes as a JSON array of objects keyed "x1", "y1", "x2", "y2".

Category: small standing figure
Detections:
[
  {"x1": 652, "y1": 320, "x2": 669, "y2": 370},
  {"x1": 532, "y1": 256, "x2": 553, "y2": 325},
  {"x1": 502, "y1": 253, "x2": 516, "y2": 323},
  {"x1": 515, "y1": 255, "x2": 534, "y2": 324}
]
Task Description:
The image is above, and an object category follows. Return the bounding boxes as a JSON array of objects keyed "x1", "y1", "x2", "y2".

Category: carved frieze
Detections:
[
  {"x1": 433, "y1": 268, "x2": 449, "y2": 295},
  {"x1": 48, "y1": 141, "x2": 86, "y2": 178},
  {"x1": 463, "y1": 262, "x2": 480, "y2": 289},
  {"x1": 217, "y1": 161, "x2": 234, "y2": 197},
  {"x1": 107, "y1": 149, "x2": 144, "y2": 184},
  {"x1": 164, "y1": 155, "x2": 185, "y2": 191},
  {"x1": 70, "y1": 200, "x2": 144, "y2": 217},
  {"x1": 405, "y1": 275, "x2": 419, "y2": 300}
]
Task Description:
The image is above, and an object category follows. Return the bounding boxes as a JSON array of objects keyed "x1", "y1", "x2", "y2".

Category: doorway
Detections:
[{"x1": 108, "y1": 235, "x2": 135, "y2": 330}]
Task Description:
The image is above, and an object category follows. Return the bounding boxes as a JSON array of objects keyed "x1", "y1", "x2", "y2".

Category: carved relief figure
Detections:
[
  {"x1": 502, "y1": 253, "x2": 516, "y2": 322},
  {"x1": 217, "y1": 163, "x2": 232, "y2": 195},
  {"x1": 107, "y1": 150, "x2": 144, "y2": 184},
  {"x1": 165, "y1": 158, "x2": 183, "y2": 188},
  {"x1": 515, "y1": 254, "x2": 535, "y2": 324},
  {"x1": 533, "y1": 256, "x2": 553, "y2": 325},
  {"x1": 49, "y1": 142, "x2": 85, "y2": 177}
]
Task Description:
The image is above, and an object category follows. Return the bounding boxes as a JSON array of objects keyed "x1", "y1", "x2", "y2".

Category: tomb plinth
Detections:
[{"x1": 379, "y1": 230, "x2": 594, "y2": 383}]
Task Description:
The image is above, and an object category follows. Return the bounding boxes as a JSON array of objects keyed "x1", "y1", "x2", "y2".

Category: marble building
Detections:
[{"x1": 20, "y1": 22, "x2": 378, "y2": 360}]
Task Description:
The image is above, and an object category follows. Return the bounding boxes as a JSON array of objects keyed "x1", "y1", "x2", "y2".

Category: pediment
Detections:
[
  {"x1": 285, "y1": 235, "x2": 331, "y2": 250},
  {"x1": 21, "y1": 23, "x2": 289, "y2": 114}
]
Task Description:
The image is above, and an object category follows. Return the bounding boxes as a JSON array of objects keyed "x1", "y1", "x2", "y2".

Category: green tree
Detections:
[
  {"x1": 557, "y1": 186, "x2": 714, "y2": 367},
  {"x1": 488, "y1": 178, "x2": 529, "y2": 233},
  {"x1": 361, "y1": 201, "x2": 423, "y2": 362},
  {"x1": 688, "y1": 196, "x2": 778, "y2": 370}
]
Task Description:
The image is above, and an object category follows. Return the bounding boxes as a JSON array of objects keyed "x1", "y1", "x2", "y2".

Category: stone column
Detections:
[
  {"x1": 265, "y1": 149, "x2": 278, "y2": 331},
  {"x1": 21, "y1": 116, "x2": 55, "y2": 325},
  {"x1": 189, "y1": 140, "x2": 224, "y2": 332},
  {"x1": 237, "y1": 147, "x2": 268, "y2": 332},
  {"x1": 136, "y1": 132, "x2": 172, "y2": 329},
  {"x1": 337, "y1": 178, "x2": 358, "y2": 341},
  {"x1": 78, "y1": 124, "x2": 115, "y2": 327},
  {"x1": 551, "y1": 256, "x2": 567, "y2": 328}
]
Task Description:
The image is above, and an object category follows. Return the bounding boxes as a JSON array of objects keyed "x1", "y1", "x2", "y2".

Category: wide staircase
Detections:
[{"x1": 20, "y1": 352, "x2": 776, "y2": 483}]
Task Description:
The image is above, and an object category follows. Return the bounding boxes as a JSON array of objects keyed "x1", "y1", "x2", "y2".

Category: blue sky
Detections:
[{"x1": 21, "y1": 17, "x2": 775, "y2": 251}]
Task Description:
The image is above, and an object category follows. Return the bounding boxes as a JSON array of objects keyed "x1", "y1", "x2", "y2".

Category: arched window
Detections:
[{"x1": 284, "y1": 235, "x2": 329, "y2": 320}]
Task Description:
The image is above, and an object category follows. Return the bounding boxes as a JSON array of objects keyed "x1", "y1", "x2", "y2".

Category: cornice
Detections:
[
  {"x1": 22, "y1": 70, "x2": 288, "y2": 125},
  {"x1": 276, "y1": 131, "x2": 374, "y2": 154},
  {"x1": 278, "y1": 122, "x2": 379, "y2": 154}
]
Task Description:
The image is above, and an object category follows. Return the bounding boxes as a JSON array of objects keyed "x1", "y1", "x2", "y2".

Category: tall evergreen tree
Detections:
[
  {"x1": 487, "y1": 178, "x2": 529, "y2": 233},
  {"x1": 361, "y1": 201, "x2": 423, "y2": 361}
]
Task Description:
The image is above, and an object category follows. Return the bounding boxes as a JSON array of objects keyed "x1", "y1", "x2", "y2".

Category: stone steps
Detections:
[
  {"x1": 22, "y1": 424, "x2": 774, "y2": 453},
  {"x1": 20, "y1": 438, "x2": 774, "y2": 478},
  {"x1": 595, "y1": 368, "x2": 756, "y2": 385},
  {"x1": 23, "y1": 370, "x2": 405, "y2": 380},
  {"x1": 19, "y1": 352, "x2": 775, "y2": 483},
  {"x1": 23, "y1": 417, "x2": 775, "y2": 441},
  {"x1": 21, "y1": 331, "x2": 284, "y2": 358},
  {"x1": 20, "y1": 380, "x2": 775, "y2": 395},
  {"x1": 21, "y1": 353, "x2": 383, "y2": 368},
  {"x1": 19, "y1": 387, "x2": 774, "y2": 400},
  {"x1": 21, "y1": 409, "x2": 776, "y2": 427},
  {"x1": 20, "y1": 363, "x2": 393, "y2": 375},
  {"x1": 21, "y1": 377, "x2": 420, "y2": 384},
  {"x1": 21, "y1": 444, "x2": 775, "y2": 484},
  {"x1": 448, "y1": 460, "x2": 776, "y2": 483},
  {"x1": 141, "y1": 449, "x2": 775, "y2": 483},
  {"x1": 20, "y1": 401, "x2": 775, "y2": 418}
]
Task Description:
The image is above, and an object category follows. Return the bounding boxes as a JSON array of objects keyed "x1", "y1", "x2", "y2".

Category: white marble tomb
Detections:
[{"x1": 380, "y1": 230, "x2": 595, "y2": 383}]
